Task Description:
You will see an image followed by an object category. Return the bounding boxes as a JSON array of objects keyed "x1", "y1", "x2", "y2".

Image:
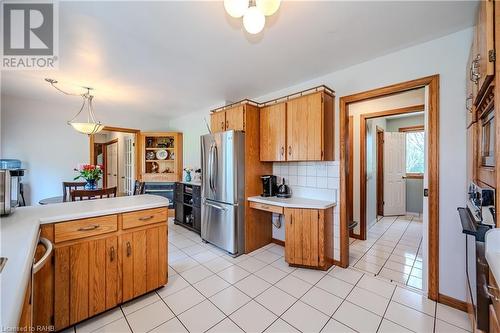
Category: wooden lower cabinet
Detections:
[
  {"x1": 284, "y1": 207, "x2": 333, "y2": 270},
  {"x1": 55, "y1": 235, "x2": 119, "y2": 327},
  {"x1": 47, "y1": 208, "x2": 168, "y2": 331},
  {"x1": 122, "y1": 225, "x2": 168, "y2": 302}
]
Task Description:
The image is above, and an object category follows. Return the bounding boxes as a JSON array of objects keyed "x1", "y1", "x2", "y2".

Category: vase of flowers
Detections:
[
  {"x1": 74, "y1": 164, "x2": 103, "y2": 190},
  {"x1": 184, "y1": 167, "x2": 193, "y2": 182}
]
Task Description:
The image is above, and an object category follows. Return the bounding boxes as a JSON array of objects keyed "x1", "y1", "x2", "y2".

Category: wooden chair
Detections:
[
  {"x1": 70, "y1": 187, "x2": 117, "y2": 201},
  {"x1": 62, "y1": 181, "x2": 86, "y2": 202},
  {"x1": 133, "y1": 180, "x2": 145, "y2": 195}
]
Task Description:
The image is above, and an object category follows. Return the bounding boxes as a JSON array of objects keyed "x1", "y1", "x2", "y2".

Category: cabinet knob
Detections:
[{"x1": 126, "y1": 241, "x2": 132, "y2": 257}]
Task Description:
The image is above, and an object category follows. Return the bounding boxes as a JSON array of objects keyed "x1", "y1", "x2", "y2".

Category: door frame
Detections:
[
  {"x1": 358, "y1": 104, "x2": 425, "y2": 239},
  {"x1": 376, "y1": 126, "x2": 385, "y2": 217},
  {"x1": 89, "y1": 126, "x2": 141, "y2": 186},
  {"x1": 339, "y1": 75, "x2": 439, "y2": 301}
]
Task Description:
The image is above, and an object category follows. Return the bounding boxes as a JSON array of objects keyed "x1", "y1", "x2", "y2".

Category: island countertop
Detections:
[
  {"x1": 247, "y1": 196, "x2": 336, "y2": 209},
  {"x1": 0, "y1": 194, "x2": 169, "y2": 331}
]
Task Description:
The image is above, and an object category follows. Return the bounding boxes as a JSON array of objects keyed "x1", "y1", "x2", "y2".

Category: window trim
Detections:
[{"x1": 399, "y1": 125, "x2": 424, "y2": 132}]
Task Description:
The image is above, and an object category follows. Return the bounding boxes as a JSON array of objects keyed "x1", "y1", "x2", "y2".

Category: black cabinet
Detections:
[{"x1": 174, "y1": 182, "x2": 201, "y2": 234}]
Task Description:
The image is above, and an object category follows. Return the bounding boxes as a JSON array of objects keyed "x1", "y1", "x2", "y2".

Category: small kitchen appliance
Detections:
[
  {"x1": 0, "y1": 159, "x2": 25, "y2": 216},
  {"x1": 260, "y1": 175, "x2": 277, "y2": 197},
  {"x1": 277, "y1": 178, "x2": 291, "y2": 198}
]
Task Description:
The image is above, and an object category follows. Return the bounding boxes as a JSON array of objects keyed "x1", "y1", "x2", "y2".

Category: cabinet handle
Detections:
[
  {"x1": 466, "y1": 94, "x2": 473, "y2": 113},
  {"x1": 226, "y1": 120, "x2": 229, "y2": 129},
  {"x1": 126, "y1": 241, "x2": 132, "y2": 257},
  {"x1": 281, "y1": 146, "x2": 284, "y2": 157},
  {"x1": 221, "y1": 121, "x2": 224, "y2": 130},
  {"x1": 288, "y1": 146, "x2": 292, "y2": 156},
  {"x1": 78, "y1": 224, "x2": 100, "y2": 231},
  {"x1": 485, "y1": 285, "x2": 499, "y2": 301},
  {"x1": 139, "y1": 215, "x2": 154, "y2": 221},
  {"x1": 110, "y1": 246, "x2": 115, "y2": 262},
  {"x1": 470, "y1": 54, "x2": 480, "y2": 84}
]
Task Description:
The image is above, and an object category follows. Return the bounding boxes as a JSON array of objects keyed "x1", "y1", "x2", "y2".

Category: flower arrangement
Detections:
[
  {"x1": 74, "y1": 164, "x2": 103, "y2": 190},
  {"x1": 184, "y1": 167, "x2": 193, "y2": 182}
]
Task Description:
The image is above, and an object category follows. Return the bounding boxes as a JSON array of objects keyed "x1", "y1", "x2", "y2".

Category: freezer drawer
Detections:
[{"x1": 201, "y1": 199, "x2": 243, "y2": 255}]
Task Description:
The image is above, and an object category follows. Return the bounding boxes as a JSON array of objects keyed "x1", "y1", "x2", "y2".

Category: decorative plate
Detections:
[
  {"x1": 156, "y1": 149, "x2": 168, "y2": 160},
  {"x1": 146, "y1": 151, "x2": 156, "y2": 160}
]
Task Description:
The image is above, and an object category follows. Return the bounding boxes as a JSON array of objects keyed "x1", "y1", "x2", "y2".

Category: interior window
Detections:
[{"x1": 405, "y1": 131, "x2": 424, "y2": 174}]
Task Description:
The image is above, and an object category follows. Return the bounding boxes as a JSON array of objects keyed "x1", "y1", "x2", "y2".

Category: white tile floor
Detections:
[
  {"x1": 63, "y1": 218, "x2": 470, "y2": 333},
  {"x1": 350, "y1": 215, "x2": 424, "y2": 290}
]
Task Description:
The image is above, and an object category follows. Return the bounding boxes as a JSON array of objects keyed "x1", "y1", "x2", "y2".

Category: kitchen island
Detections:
[{"x1": 0, "y1": 194, "x2": 169, "y2": 332}]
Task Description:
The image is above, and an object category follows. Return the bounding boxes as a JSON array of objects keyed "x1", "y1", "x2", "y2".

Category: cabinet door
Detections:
[
  {"x1": 260, "y1": 103, "x2": 286, "y2": 161},
  {"x1": 122, "y1": 226, "x2": 168, "y2": 302},
  {"x1": 121, "y1": 232, "x2": 134, "y2": 302},
  {"x1": 284, "y1": 208, "x2": 295, "y2": 264},
  {"x1": 193, "y1": 206, "x2": 201, "y2": 233},
  {"x1": 211, "y1": 111, "x2": 226, "y2": 133},
  {"x1": 105, "y1": 236, "x2": 119, "y2": 309},
  {"x1": 467, "y1": 123, "x2": 477, "y2": 183},
  {"x1": 287, "y1": 93, "x2": 323, "y2": 161},
  {"x1": 475, "y1": 0, "x2": 495, "y2": 99},
  {"x1": 225, "y1": 105, "x2": 245, "y2": 131}
]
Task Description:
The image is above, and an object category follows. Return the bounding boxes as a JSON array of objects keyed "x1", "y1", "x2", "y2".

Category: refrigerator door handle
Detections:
[
  {"x1": 208, "y1": 144, "x2": 214, "y2": 192},
  {"x1": 212, "y1": 144, "x2": 218, "y2": 192},
  {"x1": 203, "y1": 200, "x2": 227, "y2": 211}
]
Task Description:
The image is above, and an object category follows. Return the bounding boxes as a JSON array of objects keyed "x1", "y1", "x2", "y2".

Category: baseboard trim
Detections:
[
  {"x1": 271, "y1": 238, "x2": 285, "y2": 246},
  {"x1": 438, "y1": 293, "x2": 468, "y2": 313}
]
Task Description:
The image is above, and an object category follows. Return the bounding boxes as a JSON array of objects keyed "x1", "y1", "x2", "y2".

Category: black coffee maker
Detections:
[{"x1": 261, "y1": 175, "x2": 278, "y2": 197}]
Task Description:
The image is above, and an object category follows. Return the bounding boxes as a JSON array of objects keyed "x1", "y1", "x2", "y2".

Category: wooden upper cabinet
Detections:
[
  {"x1": 211, "y1": 105, "x2": 246, "y2": 133},
  {"x1": 286, "y1": 92, "x2": 334, "y2": 161},
  {"x1": 260, "y1": 103, "x2": 286, "y2": 161},
  {"x1": 474, "y1": 0, "x2": 495, "y2": 105},
  {"x1": 225, "y1": 105, "x2": 245, "y2": 131},
  {"x1": 210, "y1": 111, "x2": 226, "y2": 133}
]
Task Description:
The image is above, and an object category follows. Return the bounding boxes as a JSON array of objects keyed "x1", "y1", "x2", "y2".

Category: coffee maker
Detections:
[{"x1": 260, "y1": 175, "x2": 277, "y2": 197}]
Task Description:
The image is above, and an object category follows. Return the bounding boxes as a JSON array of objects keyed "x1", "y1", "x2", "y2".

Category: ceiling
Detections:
[{"x1": 1, "y1": 1, "x2": 477, "y2": 119}]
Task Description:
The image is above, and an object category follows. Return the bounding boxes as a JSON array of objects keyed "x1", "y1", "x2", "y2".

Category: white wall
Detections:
[
  {"x1": 0, "y1": 95, "x2": 166, "y2": 205},
  {"x1": 167, "y1": 28, "x2": 473, "y2": 301}
]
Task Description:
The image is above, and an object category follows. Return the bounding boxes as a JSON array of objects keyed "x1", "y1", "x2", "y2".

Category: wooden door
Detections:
[
  {"x1": 225, "y1": 106, "x2": 245, "y2": 131},
  {"x1": 211, "y1": 111, "x2": 226, "y2": 133},
  {"x1": 383, "y1": 132, "x2": 407, "y2": 216},
  {"x1": 475, "y1": 0, "x2": 495, "y2": 99},
  {"x1": 260, "y1": 103, "x2": 286, "y2": 161},
  {"x1": 376, "y1": 129, "x2": 385, "y2": 216},
  {"x1": 286, "y1": 93, "x2": 323, "y2": 160}
]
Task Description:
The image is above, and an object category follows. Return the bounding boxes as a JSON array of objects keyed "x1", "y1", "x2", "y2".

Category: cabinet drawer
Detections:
[
  {"x1": 122, "y1": 207, "x2": 168, "y2": 229},
  {"x1": 54, "y1": 215, "x2": 117, "y2": 243},
  {"x1": 249, "y1": 201, "x2": 283, "y2": 215}
]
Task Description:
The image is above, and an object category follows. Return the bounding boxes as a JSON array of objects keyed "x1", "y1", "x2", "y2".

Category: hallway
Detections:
[{"x1": 349, "y1": 215, "x2": 424, "y2": 290}]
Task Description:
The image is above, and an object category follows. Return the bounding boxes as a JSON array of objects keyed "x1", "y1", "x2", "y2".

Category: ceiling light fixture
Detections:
[
  {"x1": 45, "y1": 78, "x2": 105, "y2": 135},
  {"x1": 224, "y1": 0, "x2": 281, "y2": 35}
]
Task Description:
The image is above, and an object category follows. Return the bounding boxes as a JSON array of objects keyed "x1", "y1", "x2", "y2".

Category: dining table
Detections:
[{"x1": 39, "y1": 191, "x2": 126, "y2": 205}]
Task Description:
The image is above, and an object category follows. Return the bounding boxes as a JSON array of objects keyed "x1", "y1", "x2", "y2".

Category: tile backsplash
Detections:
[{"x1": 271, "y1": 161, "x2": 340, "y2": 261}]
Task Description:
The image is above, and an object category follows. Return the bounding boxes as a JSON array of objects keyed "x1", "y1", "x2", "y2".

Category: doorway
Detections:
[
  {"x1": 339, "y1": 75, "x2": 439, "y2": 300},
  {"x1": 90, "y1": 126, "x2": 140, "y2": 196}
]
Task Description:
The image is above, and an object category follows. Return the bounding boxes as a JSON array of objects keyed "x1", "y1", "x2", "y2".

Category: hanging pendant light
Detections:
[
  {"x1": 68, "y1": 89, "x2": 105, "y2": 135},
  {"x1": 256, "y1": 0, "x2": 281, "y2": 16},
  {"x1": 45, "y1": 79, "x2": 105, "y2": 135},
  {"x1": 243, "y1": 5, "x2": 265, "y2": 34},
  {"x1": 224, "y1": 0, "x2": 279, "y2": 35}
]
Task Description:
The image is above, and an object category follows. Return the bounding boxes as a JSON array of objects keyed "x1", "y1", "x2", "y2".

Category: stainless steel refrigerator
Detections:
[{"x1": 201, "y1": 130, "x2": 245, "y2": 256}]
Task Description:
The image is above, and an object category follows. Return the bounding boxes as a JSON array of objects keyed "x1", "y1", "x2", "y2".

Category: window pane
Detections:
[{"x1": 406, "y1": 131, "x2": 424, "y2": 173}]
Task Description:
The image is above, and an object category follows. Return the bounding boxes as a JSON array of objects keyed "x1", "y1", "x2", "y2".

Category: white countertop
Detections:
[
  {"x1": 486, "y1": 228, "x2": 500, "y2": 284},
  {"x1": 180, "y1": 180, "x2": 201, "y2": 187},
  {"x1": 0, "y1": 194, "x2": 168, "y2": 331},
  {"x1": 248, "y1": 196, "x2": 336, "y2": 209}
]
